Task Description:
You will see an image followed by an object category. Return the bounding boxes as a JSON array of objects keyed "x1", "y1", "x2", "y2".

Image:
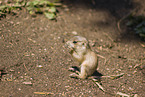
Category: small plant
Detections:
[
  {"x1": 26, "y1": 0, "x2": 60, "y2": 19},
  {"x1": 126, "y1": 15, "x2": 145, "y2": 39},
  {"x1": 0, "y1": 1, "x2": 23, "y2": 16},
  {"x1": 134, "y1": 21, "x2": 145, "y2": 38},
  {"x1": 0, "y1": 0, "x2": 61, "y2": 20}
]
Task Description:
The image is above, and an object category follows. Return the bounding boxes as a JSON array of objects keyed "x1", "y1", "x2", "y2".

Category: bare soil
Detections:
[{"x1": 0, "y1": 0, "x2": 145, "y2": 97}]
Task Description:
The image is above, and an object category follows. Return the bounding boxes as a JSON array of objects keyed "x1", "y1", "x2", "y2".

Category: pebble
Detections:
[
  {"x1": 18, "y1": 88, "x2": 21, "y2": 91},
  {"x1": 37, "y1": 65, "x2": 43, "y2": 68},
  {"x1": 71, "y1": 31, "x2": 78, "y2": 35},
  {"x1": 23, "y1": 81, "x2": 32, "y2": 85}
]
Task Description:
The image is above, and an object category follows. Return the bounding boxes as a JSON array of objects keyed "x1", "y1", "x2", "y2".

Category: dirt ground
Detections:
[{"x1": 0, "y1": 0, "x2": 145, "y2": 97}]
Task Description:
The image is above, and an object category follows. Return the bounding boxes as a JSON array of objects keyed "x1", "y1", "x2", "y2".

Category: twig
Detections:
[
  {"x1": 92, "y1": 73, "x2": 125, "y2": 80},
  {"x1": 91, "y1": 78, "x2": 116, "y2": 96},
  {"x1": 127, "y1": 58, "x2": 138, "y2": 62},
  {"x1": 139, "y1": 42, "x2": 145, "y2": 48},
  {"x1": 116, "y1": 92, "x2": 130, "y2": 97},
  {"x1": 92, "y1": 78, "x2": 105, "y2": 92},
  {"x1": 103, "y1": 33, "x2": 114, "y2": 42},
  {"x1": 34, "y1": 92, "x2": 54, "y2": 95},
  {"x1": 104, "y1": 73, "x2": 125, "y2": 79},
  {"x1": 53, "y1": 3, "x2": 62, "y2": 6},
  {"x1": 24, "y1": 64, "x2": 28, "y2": 72},
  {"x1": 97, "y1": 54, "x2": 107, "y2": 65},
  {"x1": 117, "y1": 7, "x2": 139, "y2": 33},
  {"x1": 115, "y1": 83, "x2": 124, "y2": 97}
]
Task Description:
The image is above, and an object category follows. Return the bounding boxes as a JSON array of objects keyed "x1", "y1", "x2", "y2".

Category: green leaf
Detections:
[
  {"x1": 48, "y1": 3, "x2": 55, "y2": 6},
  {"x1": 126, "y1": 21, "x2": 133, "y2": 26},
  {"x1": 139, "y1": 33, "x2": 145, "y2": 37},
  {"x1": 49, "y1": 7, "x2": 56, "y2": 13},
  {"x1": 29, "y1": 10, "x2": 35, "y2": 15},
  {"x1": 8, "y1": 7, "x2": 13, "y2": 12},
  {"x1": 0, "y1": 11, "x2": 3, "y2": 14},
  {"x1": 39, "y1": 0, "x2": 50, "y2": 5},
  {"x1": 44, "y1": 7, "x2": 50, "y2": 12},
  {"x1": 142, "y1": 28, "x2": 145, "y2": 33},
  {"x1": 12, "y1": 3, "x2": 22, "y2": 7},
  {"x1": 0, "y1": 5, "x2": 7, "y2": 10},
  {"x1": 44, "y1": 12, "x2": 55, "y2": 19},
  {"x1": 27, "y1": 1, "x2": 33, "y2": 6},
  {"x1": 32, "y1": 0, "x2": 40, "y2": 6},
  {"x1": 35, "y1": 8, "x2": 42, "y2": 12},
  {"x1": 45, "y1": 1, "x2": 51, "y2": 5},
  {"x1": 26, "y1": 6, "x2": 33, "y2": 11}
]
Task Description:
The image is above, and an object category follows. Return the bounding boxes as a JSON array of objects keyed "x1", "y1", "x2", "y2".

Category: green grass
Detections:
[
  {"x1": 126, "y1": 15, "x2": 145, "y2": 38},
  {"x1": 0, "y1": 0, "x2": 61, "y2": 20}
]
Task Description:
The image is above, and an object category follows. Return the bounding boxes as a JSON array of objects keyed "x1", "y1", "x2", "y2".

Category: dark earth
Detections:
[{"x1": 0, "y1": 0, "x2": 145, "y2": 96}]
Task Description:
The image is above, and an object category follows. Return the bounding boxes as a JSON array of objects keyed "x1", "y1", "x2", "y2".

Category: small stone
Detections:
[
  {"x1": 37, "y1": 65, "x2": 43, "y2": 68},
  {"x1": 31, "y1": 53, "x2": 35, "y2": 56},
  {"x1": 134, "y1": 94, "x2": 138, "y2": 97},
  {"x1": 23, "y1": 81, "x2": 32, "y2": 85},
  {"x1": 30, "y1": 77, "x2": 33, "y2": 80},
  {"x1": 129, "y1": 87, "x2": 134, "y2": 91},
  {"x1": 20, "y1": 76, "x2": 23, "y2": 78},
  {"x1": 72, "y1": 31, "x2": 78, "y2": 35}
]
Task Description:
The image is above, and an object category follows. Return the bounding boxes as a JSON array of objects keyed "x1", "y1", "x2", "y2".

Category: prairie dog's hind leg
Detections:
[
  {"x1": 69, "y1": 65, "x2": 88, "y2": 79},
  {"x1": 79, "y1": 65, "x2": 87, "y2": 79}
]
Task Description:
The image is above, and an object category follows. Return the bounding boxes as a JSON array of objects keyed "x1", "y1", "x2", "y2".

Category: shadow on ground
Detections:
[
  {"x1": 62, "y1": 0, "x2": 144, "y2": 42},
  {"x1": 62, "y1": 0, "x2": 136, "y2": 18}
]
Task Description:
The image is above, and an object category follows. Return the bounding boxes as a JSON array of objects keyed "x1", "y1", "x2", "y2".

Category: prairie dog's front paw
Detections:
[{"x1": 69, "y1": 73, "x2": 78, "y2": 78}]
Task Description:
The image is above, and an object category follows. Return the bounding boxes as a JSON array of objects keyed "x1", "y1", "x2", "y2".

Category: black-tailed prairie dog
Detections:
[{"x1": 66, "y1": 36, "x2": 98, "y2": 79}]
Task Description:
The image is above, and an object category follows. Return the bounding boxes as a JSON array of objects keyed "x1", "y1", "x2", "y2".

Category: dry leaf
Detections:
[
  {"x1": 28, "y1": 38, "x2": 36, "y2": 43},
  {"x1": 92, "y1": 79, "x2": 105, "y2": 92},
  {"x1": 110, "y1": 73, "x2": 125, "y2": 80},
  {"x1": 101, "y1": 73, "x2": 125, "y2": 80}
]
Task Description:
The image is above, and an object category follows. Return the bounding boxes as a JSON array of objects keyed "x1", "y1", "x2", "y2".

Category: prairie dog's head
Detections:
[{"x1": 66, "y1": 36, "x2": 90, "y2": 53}]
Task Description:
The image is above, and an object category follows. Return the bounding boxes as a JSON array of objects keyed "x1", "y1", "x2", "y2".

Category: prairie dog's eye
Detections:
[{"x1": 73, "y1": 41, "x2": 77, "y2": 44}]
